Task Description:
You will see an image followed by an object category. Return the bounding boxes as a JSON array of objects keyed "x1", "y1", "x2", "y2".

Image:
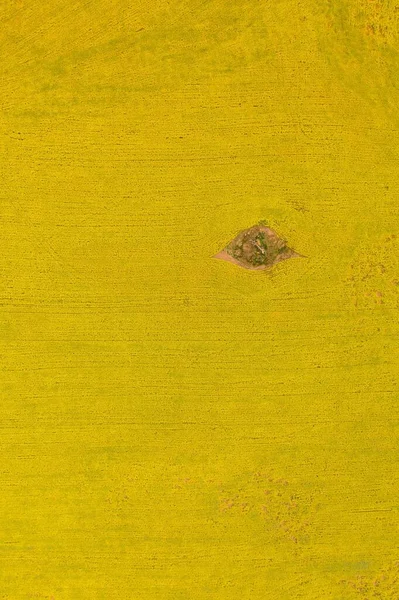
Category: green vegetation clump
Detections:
[{"x1": 218, "y1": 223, "x2": 297, "y2": 270}]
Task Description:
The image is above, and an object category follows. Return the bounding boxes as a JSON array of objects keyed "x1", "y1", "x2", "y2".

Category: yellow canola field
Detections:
[{"x1": 1, "y1": 1, "x2": 398, "y2": 598}]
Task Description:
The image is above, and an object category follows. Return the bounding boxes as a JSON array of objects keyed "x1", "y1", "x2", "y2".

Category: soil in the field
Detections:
[{"x1": 214, "y1": 223, "x2": 302, "y2": 270}]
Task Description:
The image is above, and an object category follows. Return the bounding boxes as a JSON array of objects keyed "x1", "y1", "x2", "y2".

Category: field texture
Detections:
[{"x1": 1, "y1": 1, "x2": 399, "y2": 598}]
